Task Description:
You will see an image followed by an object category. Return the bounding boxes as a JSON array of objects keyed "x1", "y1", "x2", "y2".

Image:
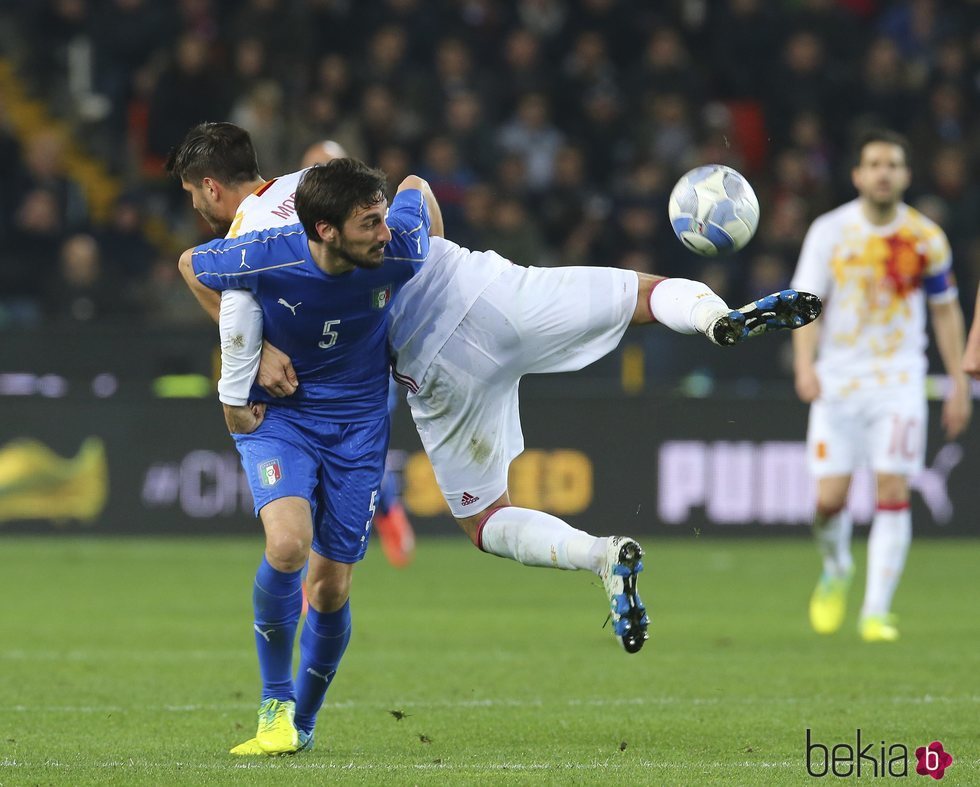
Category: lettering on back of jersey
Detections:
[{"x1": 270, "y1": 193, "x2": 297, "y2": 221}]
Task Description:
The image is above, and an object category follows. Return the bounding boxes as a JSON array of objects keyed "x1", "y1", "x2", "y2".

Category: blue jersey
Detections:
[{"x1": 192, "y1": 189, "x2": 430, "y2": 421}]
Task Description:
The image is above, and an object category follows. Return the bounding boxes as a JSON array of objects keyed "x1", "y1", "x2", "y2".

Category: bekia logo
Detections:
[
  {"x1": 806, "y1": 730, "x2": 953, "y2": 779},
  {"x1": 916, "y1": 742, "x2": 953, "y2": 780}
]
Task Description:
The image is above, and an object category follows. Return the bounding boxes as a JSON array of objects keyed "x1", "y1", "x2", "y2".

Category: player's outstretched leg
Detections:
[
  {"x1": 600, "y1": 537, "x2": 649, "y2": 653},
  {"x1": 707, "y1": 290, "x2": 822, "y2": 346}
]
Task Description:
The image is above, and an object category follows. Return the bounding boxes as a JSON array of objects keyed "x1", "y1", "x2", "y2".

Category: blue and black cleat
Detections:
[{"x1": 708, "y1": 289, "x2": 822, "y2": 346}]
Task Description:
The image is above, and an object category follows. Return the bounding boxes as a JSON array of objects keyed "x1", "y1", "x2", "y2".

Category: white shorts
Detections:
[
  {"x1": 406, "y1": 265, "x2": 638, "y2": 517},
  {"x1": 806, "y1": 384, "x2": 927, "y2": 478}
]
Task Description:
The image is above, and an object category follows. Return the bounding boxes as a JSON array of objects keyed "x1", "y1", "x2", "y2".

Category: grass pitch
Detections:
[{"x1": 1, "y1": 535, "x2": 978, "y2": 785}]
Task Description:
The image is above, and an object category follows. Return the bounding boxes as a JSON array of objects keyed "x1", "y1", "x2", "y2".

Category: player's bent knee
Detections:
[
  {"x1": 306, "y1": 575, "x2": 351, "y2": 613},
  {"x1": 815, "y1": 502, "x2": 846, "y2": 518},
  {"x1": 875, "y1": 473, "x2": 909, "y2": 506},
  {"x1": 454, "y1": 518, "x2": 480, "y2": 547},
  {"x1": 264, "y1": 532, "x2": 310, "y2": 572}
]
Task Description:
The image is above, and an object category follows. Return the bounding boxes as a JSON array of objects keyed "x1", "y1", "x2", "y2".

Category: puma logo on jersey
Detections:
[
  {"x1": 416, "y1": 235, "x2": 422, "y2": 255},
  {"x1": 240, "y1": 249, "x2": 250, "y2": 269},
  {"x1": 253, "y1": 624, "x2": 274, "y2": 642},
  {"x1": 278, "y1": 298, "x2": 301, "y2": 315}
]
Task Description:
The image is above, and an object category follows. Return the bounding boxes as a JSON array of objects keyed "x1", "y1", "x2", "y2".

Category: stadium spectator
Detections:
[
  {"x1": 497, "y1": 92, "x2": 564, "y2": 190},
  {"x1": 145, "y1": 32, "x2": 229, "y2": 164},
  {"x1": 496, "y1": 28, "x2": 554, "y2": 116},
  {"x1": 17, "y1": 130, "x2": 88, "y2": 233},
  {"x1": 791, "y1": 130, "x2": 971, "y2": 644},
  {"x1": 45, "y1": 233, "x2": 128, "y2": 323},
  {"x1": 0, "y1": 187, "x2": 64, "y2": 324},
  {"x1": 95, "y1": 191, "x2": 158, "y2": 284}
]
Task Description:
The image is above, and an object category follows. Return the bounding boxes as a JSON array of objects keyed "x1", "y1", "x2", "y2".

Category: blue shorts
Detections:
[{"x1": 233, "y1": 407, "x2": 390, "y2": 564}]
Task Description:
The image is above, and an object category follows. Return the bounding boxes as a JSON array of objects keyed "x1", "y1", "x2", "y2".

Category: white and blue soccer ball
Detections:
[{"x1": 668, "y1": 165, "x2": 760, "y2": 256}]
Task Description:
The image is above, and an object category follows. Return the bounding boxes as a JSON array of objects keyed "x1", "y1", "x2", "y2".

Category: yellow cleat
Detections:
[
  {"x1": 230, "y1": 730, "x2": 314, "y2": 756},
  {"x1": 860, "y1": 614, "x2": 899, "y2": 643},
  {"x1": 809, "y1": 572, "x2": 851, "y2": 634},
  {"x1": 229, "y1": 737, "x2": 267, "y2": 756},
  {"x1": 255, "y1": 698, "x2": 299, "y2": 754}
]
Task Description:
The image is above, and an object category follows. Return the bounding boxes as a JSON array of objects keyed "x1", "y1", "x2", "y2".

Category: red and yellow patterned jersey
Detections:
[{"x1": 791, "y1": 199, "x2": 956, "y2": 397}]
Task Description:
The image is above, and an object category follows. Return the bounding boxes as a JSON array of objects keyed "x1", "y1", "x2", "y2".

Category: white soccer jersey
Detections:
[
  {"x1": 226, "y1": 169, "x2": 306, "y2": 239},
  {"x1": 387, "y1": 236, "x2": 513, "y2": 390},
  {"x1": 791, "y1": 199, "x2": 956, "y2": 397},
  {"x1": 217, "y1": 168, "x2": 307, "y2": 404}
]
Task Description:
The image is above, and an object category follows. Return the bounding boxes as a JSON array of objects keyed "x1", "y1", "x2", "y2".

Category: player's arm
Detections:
[
  {"x1": 384, "y1": 178, "x2": 434, "y2": 263},
  {"x1": 923, "y1": 230, "x2": 971, "y2": 439},
  {"x1": 962, "y1": 284, "x2": 980, "y2": 379},
  {"x1": 930, "y1": 297, "x2": 971, "y2": 439},
  {"x1": 178, "y1": 248, "x2": 221, "y2": 322},
  {"x1": 397, "y1": 175, "x2": 443, "y2": 237},
  {"x1": 184, "y1": 235, "x2": 298, "y2": 423},
  {"x1": 792, "y1": 322, "x2": 822, "y2": 403},
  {"x1": 789, "y1": 219, "x2": 830, "y2": 403}
]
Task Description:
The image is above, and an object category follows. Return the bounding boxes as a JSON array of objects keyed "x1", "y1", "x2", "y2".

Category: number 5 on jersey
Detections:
[{"x1": 319, "y1": 319, "x2": 341, "y2": 349}]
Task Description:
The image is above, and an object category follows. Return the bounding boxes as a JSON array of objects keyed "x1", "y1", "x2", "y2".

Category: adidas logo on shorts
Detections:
[{"x1": 460, "y1": 492, "x2": 480, "y2": 506}]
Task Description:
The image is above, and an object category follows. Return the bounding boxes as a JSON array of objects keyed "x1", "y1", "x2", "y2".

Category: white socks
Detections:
[
  {"x1": 648, "y1": 278, "x2": 729, "y2": 335},
  {"x1": 479, "y1": 507, "x2": 606, "y2": 572},
  {"x1": 813, "y1": 509, "x2": 854, "y2": 578},
  {"x1": 861, "y1": 505, "x2": 911, "y2": 618}
]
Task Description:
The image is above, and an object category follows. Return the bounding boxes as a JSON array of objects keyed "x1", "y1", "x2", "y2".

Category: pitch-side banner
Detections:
[{"x1": 0, "y1": 395, "x2": 974, "y2": 535}]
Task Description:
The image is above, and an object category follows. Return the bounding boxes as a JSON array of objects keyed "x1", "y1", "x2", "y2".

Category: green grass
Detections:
[{"x1": 1, "y1": 536, "x2": 978, "y2": 785}]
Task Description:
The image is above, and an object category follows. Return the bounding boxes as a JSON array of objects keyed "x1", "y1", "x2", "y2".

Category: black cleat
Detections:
[
  {"x1": 708, "y1": 289, "x2": 822, "y2": 347},
  {"x1": 600, "y1": 537, "x2": 649, "y2": 653}
]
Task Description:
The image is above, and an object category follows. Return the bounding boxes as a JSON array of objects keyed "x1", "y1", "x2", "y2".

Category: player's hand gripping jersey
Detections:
[
  {"x1": 791, "y1": 200, "x2": 956, "y2": 397},
  {"x1": 192, "y1": 187, "x2": 430, "y2": 419}
]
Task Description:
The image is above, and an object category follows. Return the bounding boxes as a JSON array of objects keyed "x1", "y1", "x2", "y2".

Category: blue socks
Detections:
[
  {"x1": 252, "y1": 557, "x2": 303, "y2": 702},
  {"x1": 293, "y1": 600, "x2": 352, "y2": 734}
]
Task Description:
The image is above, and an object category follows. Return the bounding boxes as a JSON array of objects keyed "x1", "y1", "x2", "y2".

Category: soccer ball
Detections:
[{"x1": 668, "y1": 165, "x2": 760, "y2": 256}]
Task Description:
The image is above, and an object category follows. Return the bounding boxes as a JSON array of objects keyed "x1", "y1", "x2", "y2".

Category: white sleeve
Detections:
[
  {"x1": 791, "y1": 215, "x2": 833, "y2": 298},
  {"x1": 217, "y1": 289, "x2": 263, "y2": 406}
]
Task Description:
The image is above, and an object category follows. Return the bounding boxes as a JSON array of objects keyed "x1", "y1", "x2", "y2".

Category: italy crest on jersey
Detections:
[
  {"x1": 371, "y1": 285, "x2": 392, "y2": 309},
  {"x1": 258, "y1": 459, "x2": 282, "y2": 487}
]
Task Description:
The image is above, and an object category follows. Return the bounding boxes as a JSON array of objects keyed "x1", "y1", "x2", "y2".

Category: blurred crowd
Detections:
[{"x1": 1, "y1": 0, "x2": 979, "y2": 330}]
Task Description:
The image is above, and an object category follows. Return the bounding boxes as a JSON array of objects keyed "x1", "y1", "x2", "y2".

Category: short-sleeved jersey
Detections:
[
  {"x1": 227, "y1": 170, "x2": 305, "y2": 238},
  {"x1": 388, "y1": 237, "x2": 513, "y2": 390},
  {"x1": 791, "y1": 199, "x2": 956, "y2": 397},
  {"x1": 193, "y1": 189, "x2": 430, "y2": 420}
]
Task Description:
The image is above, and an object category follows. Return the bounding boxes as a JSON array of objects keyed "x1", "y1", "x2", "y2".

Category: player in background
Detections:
[
  {"x1": 171, "y1": 140, "x2": 433, "y2": 755},
  {"x1": 791, "y1": 129, "x2": 971, "y2": 643},
  {"x1": 221, "y1": 165, "x2": 821, "y2": 659},
  {"x1": 962, "y1": 284, "x2": 980, "y2": 379},
  {"x1": 301, "y1": 138, "x2": 415, "y2": 568}
]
